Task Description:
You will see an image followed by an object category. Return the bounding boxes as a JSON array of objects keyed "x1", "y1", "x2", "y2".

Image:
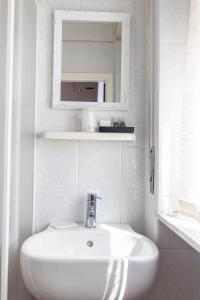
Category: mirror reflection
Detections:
[{"x1": 61, "y1": 21, "x2": 122, "y2": 103}]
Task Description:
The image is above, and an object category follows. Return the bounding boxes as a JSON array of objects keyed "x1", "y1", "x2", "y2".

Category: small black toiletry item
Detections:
[
  {"x1": 99, "y1": 126, "x2": 134, "y2": 133},
  {"x1": 112, "y1": 120, "x2": 126, "y2": 128},
  {"x1": 119, "y1": 121, "x2": 126, "y2": 128},
  {"x1": 113, "y1": 121, "x2": 120, "y2": 127}
]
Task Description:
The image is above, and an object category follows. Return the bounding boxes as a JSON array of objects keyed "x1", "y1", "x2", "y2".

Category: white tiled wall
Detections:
[
  {"x1": 159, "y1": 0, "x2": 191, "y2": 208},
  {"x1": 145, "y1": 1, "x2": 200, "y2": 300},
  {"x1": 34, "y1": 0, "x2": 147, "y2": 232}
]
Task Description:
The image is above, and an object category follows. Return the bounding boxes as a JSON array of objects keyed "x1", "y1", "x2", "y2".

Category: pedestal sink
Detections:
[{"x1": 20, "y1": 224, "x2": 159, "y2": 300}]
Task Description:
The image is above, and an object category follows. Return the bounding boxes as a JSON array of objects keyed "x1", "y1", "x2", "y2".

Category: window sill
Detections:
[{"x1": 157, "y1": 212, "x2": 200, "y2": 253}]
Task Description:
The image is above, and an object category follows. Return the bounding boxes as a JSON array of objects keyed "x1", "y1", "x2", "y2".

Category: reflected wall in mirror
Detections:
[
  {"x1": 53, "y1": 11, "x2": 130, "y2": 110},
  {"x1": 61, "y1": 73, "x2": 113, "y2": 102},
  {"x1": 61, "y1": 21, "x2": 121, "y2": 103}
]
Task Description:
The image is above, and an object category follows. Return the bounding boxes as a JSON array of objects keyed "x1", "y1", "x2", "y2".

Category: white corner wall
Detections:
[{"x1": 145, "y1": 1, "x2": 200, "y2": 300}]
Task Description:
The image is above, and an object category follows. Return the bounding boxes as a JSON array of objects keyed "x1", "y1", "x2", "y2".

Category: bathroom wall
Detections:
[
  {"x1": 158, "y1": 0, "x2": 191, "y2": 212},
  {"x1": 34, "y1": 0, "x2": 147, "y2": 233},
  {"x1": 4, "y1": 1, "x2": 200, "y2": 300},
  {"x1": 145, "y1": 1, "x2": 200, "y2": 299},
  {"x1": 0, "y1": 0, "x2": 8, "y2": 292},
  {"x1": 7, "y1": 0, "x2": 37, "y2": 300}
]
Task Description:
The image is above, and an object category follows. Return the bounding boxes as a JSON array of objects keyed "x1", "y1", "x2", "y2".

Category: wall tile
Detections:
[
  {"x1": 78, "y1": 141, "x2": 121, "y2": 189},
  {"x1": 97, "y1": 189, "x2": 121, "y2": 223},
  {"x1": 36, "y1": 101, "x2": 81, "y2": 132},
  {"x1": 160, "y1": 0, "x2": 191, "y2": 43},
  {"x1": 160, "y1": 43, "x2": 187, "y2": 93},
  {"x1": 159, "y1": 92, "x2": 182, "y2": 149},
  {"x1": 37, "y1": 55, "x2": 53, "y2": 102},
  {"x1": 121, "y1": 146, "x2": 145, "y2": 189},
  {"x1": 129, "y1": 0, "x2": 147, "y2": 102},
  {"x1": 124, "y1": 101, "x2": 146, "y2": 146},
  {"x1": 144, "y1": 191, "x2": 158, "y2": 242},
  {"x1": 77, "y1": 188, "x2": 121, "y2": 224},
  {"x1": 121, "y1": 189, "x2": 144, "y2": 233},
  {"x1": 39, "y1": 0, "x2": 81, "y2": 15},
  {"x1": 129, "y1": 16, "x2": 136, "y2": 62},
  {"x1": 134, "y1": 0, "x2": 146, "y2": 19},
  {"x1": 134, "y1": 0, "x2": 146, "y2": 58},
  {"x1": 38, "y1": 15, "x2": 53, "y2": 59},
  {"x1": 80, "y1": 0, "x2": 134, "y2": 12},
  {"x1": 36, "y1": 139, "x2": 78, "y2": 189},
  {"x1": 130, "y1": 57, "x2": 147, "y2": 102},
  {"x1": 34, "y1": 188, "x2": 79, "y2": 231},
  {"x1": 159, "y1": 149, "x2": 180, "y2": 201},
  {"x1": 158, "y1": 92, "x2": 182, "y2": 199}
]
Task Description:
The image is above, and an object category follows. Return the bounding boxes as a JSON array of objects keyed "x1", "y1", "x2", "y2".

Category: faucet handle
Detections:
[
  {"x1": 94, "y1": 193, "x2": 101, "y2": 200},
  {"x1": 88, "y1": 193, "x2": 101, "y2": 201}
]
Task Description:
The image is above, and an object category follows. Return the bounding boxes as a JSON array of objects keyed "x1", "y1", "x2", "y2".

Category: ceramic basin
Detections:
[{"x1": 20, "y1": 224, "x2": 159, "y2": 300}]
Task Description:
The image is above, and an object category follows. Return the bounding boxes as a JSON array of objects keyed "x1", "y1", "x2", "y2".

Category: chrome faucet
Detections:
[{"x1": 85, "y1": 193, "x2": 101, "y2": 229}]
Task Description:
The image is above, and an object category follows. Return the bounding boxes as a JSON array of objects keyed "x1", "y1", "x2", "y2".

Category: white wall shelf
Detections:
[{"x1": 39, "y1": 131, "x2": 136, "y2": 141}]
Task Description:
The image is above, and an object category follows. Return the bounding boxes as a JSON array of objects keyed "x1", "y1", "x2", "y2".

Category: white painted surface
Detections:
[
  {"x1": 52, "y1": 10, "x2": 130, "y2": 110},
  {"x1": 0, "y1": 0, "x2": 15, "y2": 299},
  {"x1": 158, "y1": 213, "x2": 200, "y2": 254},
  {"x1": 20, "y1": 224, "x2": 158, "y2": 300}
]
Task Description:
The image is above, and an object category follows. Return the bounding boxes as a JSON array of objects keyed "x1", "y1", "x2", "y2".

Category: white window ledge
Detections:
[{"x1": 158, "y1": 213, "x2": 200, "y2": 253}]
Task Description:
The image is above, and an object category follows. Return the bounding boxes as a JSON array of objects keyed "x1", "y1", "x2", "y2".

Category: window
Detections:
[{"x1": 179, "y1": 0, "x2": 200, "y2": 219}]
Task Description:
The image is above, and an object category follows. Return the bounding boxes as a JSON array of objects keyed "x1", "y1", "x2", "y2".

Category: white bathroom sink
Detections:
[{"x1": 20, "y1": 224, "x2": 159, "y2": 300}]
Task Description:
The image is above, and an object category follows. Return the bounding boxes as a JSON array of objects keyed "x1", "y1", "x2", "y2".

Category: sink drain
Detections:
[{"x1": 87, "y1": 241, "x2": 94, "y2": 247}]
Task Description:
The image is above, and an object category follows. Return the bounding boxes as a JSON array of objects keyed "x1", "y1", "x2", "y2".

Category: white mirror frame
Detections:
[{"x1": 52, "y1": 10, "x2": 131, "y2": 110}]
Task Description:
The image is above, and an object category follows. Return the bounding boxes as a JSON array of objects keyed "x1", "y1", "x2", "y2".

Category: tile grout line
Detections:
[
  {"x1": 120, "y1": 141, "x2": 123, "y2": 224},
  {"x1": 71, "y1": 140, "x2": 79, "y2": 222}
]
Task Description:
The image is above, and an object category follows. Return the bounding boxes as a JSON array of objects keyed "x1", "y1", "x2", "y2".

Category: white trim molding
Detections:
[
  {"x1": 158, "y1": 212, "x2": 200, "y2": 253},
  {"x1": 52, "y1": 10, "x2": 130, "y2": 110},
  {"x1": 0, "y1": 0, "x2": 15, "y2": 299}
]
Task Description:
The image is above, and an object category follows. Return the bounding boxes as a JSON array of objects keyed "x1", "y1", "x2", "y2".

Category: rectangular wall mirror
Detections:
[{"x1": 53, "y1": 11, "x2": 130, "y2": 110}]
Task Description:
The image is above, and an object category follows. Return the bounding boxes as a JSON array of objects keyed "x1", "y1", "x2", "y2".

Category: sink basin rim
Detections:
[{"x1": 21, "y1": 223, "x2": 159, "y2": 261}]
